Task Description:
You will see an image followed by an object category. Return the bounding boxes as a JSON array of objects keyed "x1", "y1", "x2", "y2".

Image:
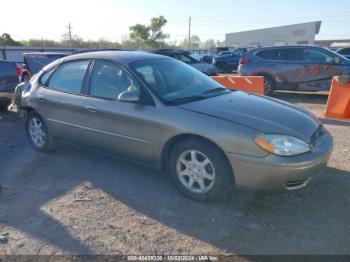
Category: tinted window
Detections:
[
  {"x1": 174, "y1": 54, "x2": 197, "y2": 64},
  {"x1": 232, "y1": 49, "x2": 246, "y2": 56},
  {"x1": 256, "y1": 49, "x2": 280, "y2": 60},
  {"x1": 279, "y1": 48, "x2": 303, "y2": 61},
  {"x1": 89, "y1": 60, "x2": 137, "y2": 99},
  {"x1": 48, "y1": 60, "x2": 89, "y2": 94},
  {"x1": 339, "y1": 48, "x2": 350, "y2": 55},
  {"x1": 301, "y1": 49, "x2": 334, "y2": 63}
]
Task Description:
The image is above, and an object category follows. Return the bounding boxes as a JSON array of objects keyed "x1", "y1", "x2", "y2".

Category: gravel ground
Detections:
[{"x1": 0, "y1": 92, "x2": 349, "y2": 256}]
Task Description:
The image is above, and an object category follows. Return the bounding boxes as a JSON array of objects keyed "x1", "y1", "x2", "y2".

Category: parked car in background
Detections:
[
  {"x1": 238, "y1": 45, "x2": 350, "y2": 95},
  {"x1": 0, "y1": 60, "x2": 19, "y2": 109},
  {"x1": 14, "y1": 51, "x2": 333, "y2": 202},
  {"x1": 213, "y1": 48, "x2": 252, "y2": 73},
  {"x1": 190, "y1": 53, "x2": 214, "y2": 64},
  {"x1": 21, "y1": 52, "x2": 68, "y2": 82},
  {"x1": 149, "y1": 49, "x2": 219, "y2": 76},
  {"x1": 217, "y1": 51, "x2": 234, "y2": 57},
  {"x1": 336, "y1": 47, "x2": 350, "y2": 59}
]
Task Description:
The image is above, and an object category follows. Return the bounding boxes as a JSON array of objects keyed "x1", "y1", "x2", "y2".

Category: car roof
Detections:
[
  {"x1": 249, "y1": 45, "x2": 329, "y2": 52},
  {"x1": 23, "y1": 52, "x2": 68, "y2": 56},
  {"x1": 62, "y1": 51, "x2": 169, "y2": 65}
]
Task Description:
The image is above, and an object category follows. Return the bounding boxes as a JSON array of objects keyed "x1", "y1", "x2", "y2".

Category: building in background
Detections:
[
  {"x1": 225, "y1": 21, "x2": 321, "y2": 48},
  {"x1": 315, "y1": 39, "x2": 350, "y2": 47}
]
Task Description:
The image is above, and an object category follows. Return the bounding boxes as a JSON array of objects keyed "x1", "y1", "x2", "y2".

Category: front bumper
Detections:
[{"x1": 227, "y1": 131, "x2": 333, "y2": 191}]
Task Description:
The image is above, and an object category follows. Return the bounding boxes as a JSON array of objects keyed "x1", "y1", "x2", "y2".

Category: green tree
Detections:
[
  {"x1": 129, "y1": 24, "x2": 150, "y2": 48},
  {"x1": 0, "y1": 33, "x2": 21, "y2": 46},
  {"x1": 148, "y1": 16, "x2": 169, "y2": 47},
  {"x1": 129, "y1": 16, "x2": 169, "y2": 48}
]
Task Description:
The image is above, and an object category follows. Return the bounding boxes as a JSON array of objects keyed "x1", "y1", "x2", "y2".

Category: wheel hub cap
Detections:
[{"x1": 176, "y1": 150, "x2": 216, "y2": 194}]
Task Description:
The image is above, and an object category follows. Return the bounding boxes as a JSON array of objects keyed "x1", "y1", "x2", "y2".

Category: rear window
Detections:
[
  {"x1": 256, "y1": 49, "x2": 280, "y2": 60},
  {"x1": 338, "y1": 48, "x2": 350, "y2": 55},
  {"x1": 0, "y1": 61, "x2": 17, "y2": 77}
]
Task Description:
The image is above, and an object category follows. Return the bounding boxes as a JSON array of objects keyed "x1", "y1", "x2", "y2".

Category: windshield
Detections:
[{"x1": 132, "y1": 59, "x2": 229, "y2": 104}]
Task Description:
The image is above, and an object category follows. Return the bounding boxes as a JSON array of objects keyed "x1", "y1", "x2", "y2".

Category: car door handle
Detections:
[{"x1": 85, "y1": 105, "x2": 97, "y2": 113}]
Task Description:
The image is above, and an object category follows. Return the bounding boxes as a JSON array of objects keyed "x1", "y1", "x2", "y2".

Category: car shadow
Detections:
[{"x1": 1, "y1": 112, "x2": 349, "y2": 255}]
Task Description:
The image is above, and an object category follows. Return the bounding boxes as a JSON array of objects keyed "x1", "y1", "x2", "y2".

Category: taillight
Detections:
[
  {"x1": 239, "y1": 56, "x2": 251, "y2": 65},
  {"x1": 16, "y1": 65, "x2": 22, "y2": 77}
]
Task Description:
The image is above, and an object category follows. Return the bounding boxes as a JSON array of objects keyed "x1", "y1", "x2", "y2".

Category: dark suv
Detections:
[
  {"x1": 0, "y1": 60, "x2": 19, "y2": 109},
  {"x1": 21, "y1": 52, "x2": 68, "y2": 82},
  {"x1": 238, "y1": 45, "x2": 350, "y2": 95}
]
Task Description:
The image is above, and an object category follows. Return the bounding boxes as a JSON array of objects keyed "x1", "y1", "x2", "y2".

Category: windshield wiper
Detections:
[
  {"x1": 202, "y1": 87, "x2": 229, "y2": 95},
  {"x1": 167, "y1": 95, "x2": 207, "y2": 104}
]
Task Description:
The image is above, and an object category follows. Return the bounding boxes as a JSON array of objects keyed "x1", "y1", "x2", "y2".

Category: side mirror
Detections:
[
  {"x1": 333, "y1": 57, "x2": 341, "y2": 64},
  {"x1": 118, "y1": 89, "x2": 140, "y2": 103}
]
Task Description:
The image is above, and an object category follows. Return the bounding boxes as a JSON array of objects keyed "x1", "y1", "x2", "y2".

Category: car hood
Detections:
[{"x1": 179, "y1": 91, "x2": 320, "y2": 142}]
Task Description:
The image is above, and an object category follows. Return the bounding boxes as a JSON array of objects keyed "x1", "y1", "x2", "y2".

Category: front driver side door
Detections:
[
  {"x1": 79, "y1": 59, "x2": 157, "y2": 163},
  {"x1": 298, "y1": 48, "x2": 342, "y2": 91}
]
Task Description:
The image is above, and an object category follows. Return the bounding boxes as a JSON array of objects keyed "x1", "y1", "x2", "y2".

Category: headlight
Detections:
[{"x1": 254, "y1": 134, "x2": 311, "y2": 156}]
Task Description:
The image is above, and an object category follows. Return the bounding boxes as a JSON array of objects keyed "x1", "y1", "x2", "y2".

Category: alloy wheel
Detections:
[{"x1": 176, "y1": 150, "x2": 216, "y2": 194}]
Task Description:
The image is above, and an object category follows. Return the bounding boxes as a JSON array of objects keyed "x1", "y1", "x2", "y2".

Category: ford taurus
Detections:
[{"x1": 15, "y1": 51, "x2": 333, "y2": 202}]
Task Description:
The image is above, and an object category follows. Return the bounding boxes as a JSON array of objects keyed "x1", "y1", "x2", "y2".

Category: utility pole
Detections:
[
  {"x1": 67, "y1": 23, "x2": 73, "y2": 47},
  {"x1": 188, "y1": 16, "x2": 191, "y2": 49}
]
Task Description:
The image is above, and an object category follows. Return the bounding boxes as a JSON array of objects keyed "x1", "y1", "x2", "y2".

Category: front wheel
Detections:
[
  {"x1": 169, "y1": 138, "x2": 234, "y2": 202},
  {"x1": 25, "y1": 112, "x2": 56, "y2": 152}
]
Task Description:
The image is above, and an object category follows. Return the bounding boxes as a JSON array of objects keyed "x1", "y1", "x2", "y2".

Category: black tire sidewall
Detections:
[
  {"x1": 264, "y1": 76, "x2": 275, "y2": 96},
  {"x1": 169, "y1": 138, "x2": 234, "y2": 202}
]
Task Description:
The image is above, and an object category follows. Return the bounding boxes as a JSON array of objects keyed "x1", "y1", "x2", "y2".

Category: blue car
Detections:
[{"x1": 213, "y1": 48, "x2": 252, "y2": 73}]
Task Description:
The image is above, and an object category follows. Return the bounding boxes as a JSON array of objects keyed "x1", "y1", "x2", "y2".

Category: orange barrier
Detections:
[
  {"x1": 324, "y1": 76, "x2": 350, "y2": 120},
  {"x1": 212, "y1": 75, "x2": 264, "y2": 95}
]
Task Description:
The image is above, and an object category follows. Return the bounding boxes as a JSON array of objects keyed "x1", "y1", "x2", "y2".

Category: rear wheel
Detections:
[
  {"x1": 263, "y1": 76, "x2": 275, "y2": 96},
  {"x1": 25, "y1": 112, "x2": 56, "y2": 152},
  {"x1": 169, "y1": 138, "x2": 234, "y2": 202}
]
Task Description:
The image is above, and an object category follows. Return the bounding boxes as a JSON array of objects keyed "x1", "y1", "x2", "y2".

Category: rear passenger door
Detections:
[
  {"x1": 80, "y1": 59, "x2": 156, "y2": 162},
  {"x1": 35, "y1": 60, "x2": 91, "y2": 144}
]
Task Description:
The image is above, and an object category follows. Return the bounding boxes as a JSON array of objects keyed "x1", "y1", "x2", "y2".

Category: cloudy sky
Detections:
[{"x1": 1, "y1": 0, "x2": 350, "y2": 43}]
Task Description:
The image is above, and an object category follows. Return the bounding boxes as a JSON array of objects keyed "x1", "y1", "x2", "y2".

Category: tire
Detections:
[
  {"x1": 169, "y1": 138, "x2": 234, "y2": 202},
  {"x1": 263, "y1": 76, "x2": 275, "y2": 96},
  {"x1": 25, "y1": 111, "x2": 56, "y2": 152}
]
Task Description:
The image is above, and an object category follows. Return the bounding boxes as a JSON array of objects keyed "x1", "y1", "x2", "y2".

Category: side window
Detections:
[
  {"x1": 89, "y1": 60, "x2": 138, "y2": 100},
  {"x1": 48, "y1": 60, "x2": 89, "y2": 93},
  {"x1": 339, "y1": 48, "x2": 350, "y2": 55},
  {"x1": 279, "y1": 48, "x2": 303, "y2": 61},
  {"x1": 256, "y1": 49, "x2": 280, "y2": 60},
  {"x1": 39, "y1": 67, "x2": 56, "y2": 85},
  {"x1": 301, "y1": 49, "x2": 334, "y2": 63}
]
